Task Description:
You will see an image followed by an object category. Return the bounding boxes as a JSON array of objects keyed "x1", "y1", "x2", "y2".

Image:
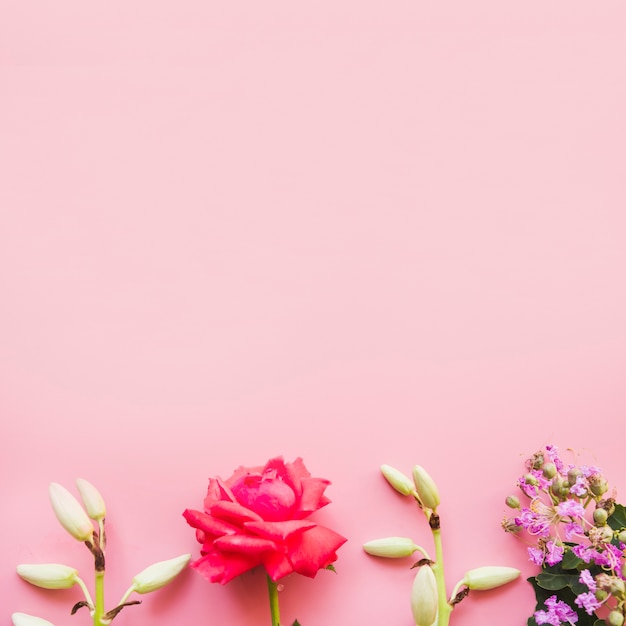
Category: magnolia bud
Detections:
[
  {"x1": 412, "y1": 466, "x2": 440, "y2": 511},
  {"x1": 131, "y1": 554, "x2": 191, "y2": 594},
  {"x1": 17, "y1": 563, "x2": 78, "y2": 589},
  {"x1": 76, "y1": 479, "x2": 106, "y2": 521},
  {"x1": 363, "y1": 537, "x2": 419, "y2": 558},
  {"x1": 410, "y1": 565, "x2": 438, "y2": 626},
  {"x1": 461, "y1": 566, "x2": 520, "y2": 590},
  {"x1": 12, "y1": 614, "x2": 56, "y2": 626},
  {"x1": 49, "y1": 483, "x2": 94, "y2": 542},
  {"x1": 380, "y1": 465, "x2": 416, "y2": 496}
]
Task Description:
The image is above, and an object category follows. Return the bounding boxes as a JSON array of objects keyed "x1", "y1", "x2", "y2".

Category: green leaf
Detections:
[
  {"x1": 292, "y1": 621, "x2": 301, "y2": 626},
  {"x1": 535, "y1": 571, "x2": 576, "y2": 590},
  {"x1": 560, "y1": 549, "x2": 585, "y2": 570},
  {"x1": 325, "y1": 564, "x2": 337, "y2": 573},
  {"x1": 608, "y1": 503, "x2": 626, "y2": 530}
]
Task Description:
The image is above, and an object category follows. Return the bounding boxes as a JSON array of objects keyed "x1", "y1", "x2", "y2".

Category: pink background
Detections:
[{"x1": 1, "y1": 2, "x2": 625, "y2": 625}]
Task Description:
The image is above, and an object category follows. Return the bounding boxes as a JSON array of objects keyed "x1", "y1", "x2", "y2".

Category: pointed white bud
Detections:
[
  {"x1": 363, "y1": 537, "x2": 419, "y2": 558},
  {"x1": 49, "y1": 483, "x2": 94, "y2": 542},
  {"x1": 461, "y1": 566, "x2": 520, "y2": 590},
  {"x1": 411, "y1": 565, "x2": 439, "y2": 626},
  {"x1": 131, "y1": 553, "x2": 191, "y2": 594},
  {"x1": 412, "y1": 465, "x2": 440, "y2": 511},
  {"x1": 16, "y1": 563, "x2": 78, "y2": 589},
  {"x1": 12, "y1": 613, "x2": 56, "y2": 626},
  {"x1": 76, "y1": 479, "x2": 106, "y2": 521},
  {"x1": 381, "y1": 465, "x2": 416, "y2": 496}
]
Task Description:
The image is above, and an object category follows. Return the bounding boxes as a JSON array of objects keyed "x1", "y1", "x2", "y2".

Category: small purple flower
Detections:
[
  {"x1": 556, "y1": 500, "x2": 585, "y2": 519},
  {"x1": 579, "y1": 569, "x2": 596, "y2": 591},
  {"x1": 528, "y1": 546, "x2": 544, "y2": 566},
  {"x1": 575, "y1": 592, "x2": 601, "y2": 615},
  {"x1": 545, "y1": 540, "x2": 564, "y2": 566},
  {"x1": 563, "y1": 522, "x2": 584, "y2": 542},
  {"x1": 535, "y1": 595, "x2": 578, "y2": 625},
  {"x1": 545, "y1": 445, "x2": 566, "y2": 474}
]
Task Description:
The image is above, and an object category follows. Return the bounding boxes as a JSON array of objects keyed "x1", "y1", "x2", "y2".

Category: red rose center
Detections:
[{"x1": 231, "y1": 472, "x2": 296, "y2": 522}]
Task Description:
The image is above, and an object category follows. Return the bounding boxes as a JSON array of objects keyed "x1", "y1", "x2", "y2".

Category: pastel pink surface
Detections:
[{"x1": 1, "y1": 2, "x2": 625, "y2": 625}]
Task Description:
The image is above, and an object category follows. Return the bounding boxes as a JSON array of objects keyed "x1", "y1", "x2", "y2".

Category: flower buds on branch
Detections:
[
  {"x1": 15, "y1": 478, "x2": 189, "y2": 626},
  {"x1": 365, "y1": 461, "x2": 519, "y2": 626}
]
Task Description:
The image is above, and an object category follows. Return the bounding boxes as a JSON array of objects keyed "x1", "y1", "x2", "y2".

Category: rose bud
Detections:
[
  {"x1": 16, "y1": 563, "x2": 78, "y2": 589},
  {"x1": 608, "y1": 610, "x2": 625, "y2": 626},
  {"x1": 380, "y1": 465, "x2": 416, "y2": 497},
  {"x1": 412, "y1": 465, "x2": 440, "y2": 511},
  {"x1": 410, "y1": 564, "x2": 438, "y2": 626},
  {"x1": 363, "y1": 537, "x2": 421, "y2": 559},
  {"x1": 460, "y1": 566, "x2": 520, "y2": 590},
  {"x1": 75, "y1": 479, "x2": 106, "y2": 521},
  {"x1": 49, "y1": 483, "x2": 94, "y2": 542},
  {"x1": 131, "y1": 553, "x2": 191, "y2": 594},
  {"x1": 12, "y1": 614, "x2": 56, "y2": 626}
]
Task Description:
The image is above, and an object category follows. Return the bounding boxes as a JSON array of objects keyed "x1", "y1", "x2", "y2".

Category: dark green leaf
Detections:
[
  {"x1": 292, "y1": 620, "x2": 301, "y2": 626},
  {"x1": 561, "y1": 550, "x2": 585, "y2": 570},
  {"x1": 536, "y1": 571, "x2": 576, "y2": 590},
  {"x1": 608, "y1": 503, "x2": 626, "y2": 530}
]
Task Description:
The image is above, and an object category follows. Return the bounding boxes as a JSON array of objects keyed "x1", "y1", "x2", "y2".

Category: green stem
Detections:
[
  {"x1": 267, "y1": 575, "x2": 281, "y2": 626},
  {"x1": 431, "y1": 527, "x2": 452, "y2": 626},
  {"x1": 94, "y1": 570, "x2": 106, "y2": 626}
]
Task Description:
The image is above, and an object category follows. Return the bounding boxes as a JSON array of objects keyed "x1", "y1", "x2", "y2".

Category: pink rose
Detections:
[{"x1": 183, "y1": 457, "x2": 347, "y2": 584}]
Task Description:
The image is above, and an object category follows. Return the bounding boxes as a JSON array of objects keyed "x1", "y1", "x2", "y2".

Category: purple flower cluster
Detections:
[{"x1": 503, "y1": 445, "x2": 626, "y2": 626}]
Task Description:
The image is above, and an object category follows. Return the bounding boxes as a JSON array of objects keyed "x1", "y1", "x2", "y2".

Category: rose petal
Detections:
[
  {"x1": 286, "y1": 525, "x2": 347, "y2": 578},
  {"x1": 191, "y1": 551, "x2": 261, "y2": 584},
  {"x1": 224, "y1": 464, "x2": 265, "y2": 489},
  {"x1": 262, "y1": 550, "x2": 295, "y2": 581},
  {"x1": 214, "y1": 534, "x2": 278, "y2": 554},
  {"x1": 270, "y1": 457, "x2": 310, "y2": 498},
  {"x1": 231, "y1": 475, "x2": 296, "y2": 521},
  {"x1": 183, "y1": 509, "x2": 238, "y2": 537},
  {"x1": 244, "y1": 520, "x2": 316, "y2": 541},
  {"x1": 210, "y1": 500, "x2": 263, "y2": 524},
  {"x1": 294, "y1": 477, "x2": 331, "y2": 518},
  {"x1": 204, "y1": 477, "x2": 237, "y2": 509}
]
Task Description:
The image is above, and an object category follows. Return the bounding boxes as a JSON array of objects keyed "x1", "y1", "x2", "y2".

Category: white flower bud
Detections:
[
  {"x1": 412, "y1": 465, "x2": 440, "y2": 511},
  {"x1": 16, "y1": 563, "x2": 78, "y2": 589},
  {"x1": 461, "y1": 566, "x2": 520, "y2": 590},
  {"x1": 410, "y1": 565, "x2": 438, "y2": 626},
  {"x1": 131, "y1": 553, "x2": 191, "y2": 594},
  {"x1": 12, "y1": 613, "x2": 55, "y2": 626},
  {"x1": 76, "y1": 479, "x2": 106, "y2": 521},
  {"x1": 49, "y1": 483, "x2": 94, "y2": 542},
  {"x1": 381, "y1": 465, "x2": 416, "y2": 496},
  {"x1": 363, "y1": 537, "x2": 419, "y2": 558}
]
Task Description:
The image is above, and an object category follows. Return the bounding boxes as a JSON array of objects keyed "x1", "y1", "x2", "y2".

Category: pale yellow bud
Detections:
[
  {"x1": 131, "y1": 553, "x2": 191, "y2": 594},
  {"x1": 17, "y1": 563, "x2": 78, "y2": 589},
  {"x1": 363, "y1": 537, "x2": 419, "y2": 558},
  {"x1": 49, "y1": 483, "x2": 94, "y2": 542},
  {"x1": 410, "y1": 565, "x2": 438, "y2": 626},
  {"x1": 76, "y1": 479, "x2": 106, "y2": 521},
  {"x1": 461, "y1": 566, "x2": 520, "y2": 590},
  {"x1": 412, "y1": 465, "x2": 440, "y2": 511},
  {"x1": 12, "y1": 614, "x2": 56, "y2": 626},
  {"x1": 380, "y1": 465, "x2": 416, "y2": 496}
]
